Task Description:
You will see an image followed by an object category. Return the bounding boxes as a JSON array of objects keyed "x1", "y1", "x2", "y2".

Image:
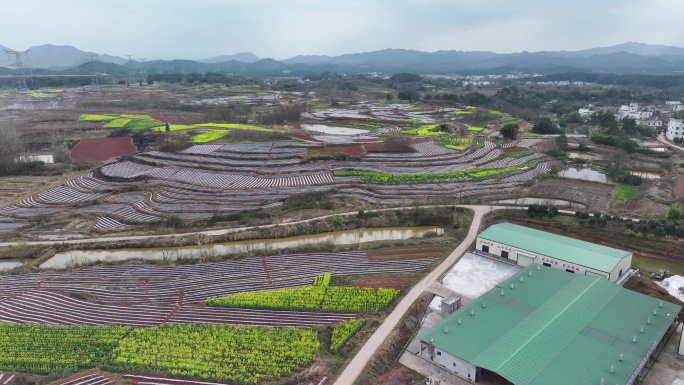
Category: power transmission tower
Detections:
[
  {"x1": 124, "y1": 54, "x2": 135, "y2": 85},
  {"x1": 84, "y1": 53, "x2": 100, "y2": 89},
  {"x1": 139, "y1": 58, "x2": 147, "y2": 84},
  {"x1": 5, "y1": 49, "x2": 29, "y2": 90}
]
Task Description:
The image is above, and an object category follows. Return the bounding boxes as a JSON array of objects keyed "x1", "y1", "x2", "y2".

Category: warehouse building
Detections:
[
  {"x1": 476, "y1": 223, "x2": 632, "y2": 282},
  {"x1": 419, "y1": 264, "x2": 680, "y2": 384}
]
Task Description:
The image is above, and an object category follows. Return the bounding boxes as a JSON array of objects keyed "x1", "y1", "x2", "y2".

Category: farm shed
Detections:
[
  {"x1": 476, "y1": 223, "x2": 632, "y2": 282},
  {"x1": 418, "y1": 264, "x2": 680, "y2": 384}
]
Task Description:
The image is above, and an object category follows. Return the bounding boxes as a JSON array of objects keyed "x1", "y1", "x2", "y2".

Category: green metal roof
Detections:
[
  {"x1": 478, "y1": 223, "x2": 631, "y2": 273},
  {"x1": 419, "y1": 264, "x2": 680, "y2": 385}
]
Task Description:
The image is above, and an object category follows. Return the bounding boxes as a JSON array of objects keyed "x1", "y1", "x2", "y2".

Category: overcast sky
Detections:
[{"x1": 2, "y1": 0, "x2": 683, "y2": 60}]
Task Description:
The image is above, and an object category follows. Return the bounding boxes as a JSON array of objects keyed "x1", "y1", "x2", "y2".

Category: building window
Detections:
[
  {"x1": 543, "y1": 262, "x2": 551, "y2": 267},
  {"x1": 619, "y1": 269, "x2": 623, "y2": 277},
  {"x1": 437, "y1": 351, "x2": 441, "y2": 356},
  {"x1": 566, "y1": 269, "x2": 575, "y2": 273},
  {"x1": 482, "y1": 245, "x2": 489, "y2": 253},
  {"x1": 453, "y1": 362, "x2": 456, "y2": 367},
  {"x1": 501, "y1": 251, "x2": 509, "y2": 259}
]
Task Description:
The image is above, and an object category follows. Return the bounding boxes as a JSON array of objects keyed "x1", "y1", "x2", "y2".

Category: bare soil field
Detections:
[
  {"x1": 528, "y1": 177, "x2": 616, "y2": 210},
  {"x1": 70, "y1": 137, "x2": 137, "y2": 162},
  {"x1": 678, "y1": 175, "x2": 684, "y2": 198}
]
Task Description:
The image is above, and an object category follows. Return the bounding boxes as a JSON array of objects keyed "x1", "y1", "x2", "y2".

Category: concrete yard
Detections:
[
  {"x1": 429, "y1": 252, "x2": 520, "y2": 310},
  {"x1": 642, "y1": 323, "x2": 684, "y2": 385},
  {"x1": 403, "y1": 253, "x2": 520, "y2": 384}
]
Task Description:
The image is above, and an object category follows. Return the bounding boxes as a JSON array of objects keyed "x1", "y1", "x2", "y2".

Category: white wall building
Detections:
[{"x1": 667, "y1": 119, "x2": 684, "y2": 141}]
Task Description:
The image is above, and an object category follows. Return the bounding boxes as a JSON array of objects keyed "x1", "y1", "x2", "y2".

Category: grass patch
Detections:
[
  {"x1": 489, "y1": 110, "x2": 503, "y2": 115},
  {"x1": 466, "y1": 106, "x2": 476, "y2": 109},
  {"x1": 615, "y1": 186, "x2": 639, "y2": 205},
  {"x1": 520, "y1": 132, "x2": 538, "y2": 138},
  {"x1": 506, "y1": 151, "x2": 535, "y2": 157},
  {"x1": 467, "y1": 126, "x2": 484, "y2": 132},
  {"x1": 313, "y1": 105, "x2": 327, "y2": 112},
  {"x1": 448, "y1": 111, "x2": 472, "y2": 115}
]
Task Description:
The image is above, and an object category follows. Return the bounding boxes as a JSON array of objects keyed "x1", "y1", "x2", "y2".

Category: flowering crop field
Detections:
[
  {"x1": 120, "y1": 114, "x2": 158, "y2": 121},
  {"x1": 0, "y1": 324, "x2": 129, "y2": 374},
  {"x1": 207, "y1": 273, "x2": 399, "y2": 313},
  {"x1": 330, "y1": 319, "x2": 365, "y2": 352},
  {"x1": 191, "y1": 130, "x2": 229, "y2": 143},
  {"x1": 448, "y1": 111, "x2": 472, "y2": 115},
  {"x1": 103, "y1": 324, "x2": 319, "y2": 385},
  {"x1": 404, "y1": 124, "x2": 445, "y2": 136},
  {"x1": 438, "y1": 137, "x2": 472, "y2": 150},
  {"x1": 333, "y1": 166, "x2": 519, "y2": 183},
  {"x1": 195, "y1": 123, "x2": 283, "y2": 132},
  {"x1": 103, "y1": 119, "x2": 132, "y2": 128},
  {"x1": 467, "y1": 126, "x2": 484, "y2": 132},
  {"x1": 79, "y1": 114, "x2": 119, "y2": 121}
]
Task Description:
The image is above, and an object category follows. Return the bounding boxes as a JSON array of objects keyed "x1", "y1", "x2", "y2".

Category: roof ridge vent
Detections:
[
  {"x1": 500, "y1": 289, "x2": 505, "y2": 296},
  {"x1": 609, "y1": 365, "x2": 614, "y2": 374},
  {"x1": 520, "y1": 277, "x2": 524, "y2": 283},
  {"x1": 618, "y1": 353, "x2": 623, "y2": 362},
  {"x1": 537, "y1": 265, "x2": 541, "y2": 271},
  {"x1": 482, "y1": 302, "x2": 486, "y2": 309},
  {"x1": 470, "y1": 309, "x2": 475, "y2": 317},
  {"x1": 457, "y1": 317, "x2": 462, "y2": 325},
  {"x1": 647, "y1": 317, "x2": 651, "y2": 324},
  {"x1": 444, "y1": 326, "x2": 448, "y2": 334}
]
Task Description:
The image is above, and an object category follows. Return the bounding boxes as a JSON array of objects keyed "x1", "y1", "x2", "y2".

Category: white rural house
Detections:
[{"x1": 667, "y1": 119, "x2": 684, "y2": 141}]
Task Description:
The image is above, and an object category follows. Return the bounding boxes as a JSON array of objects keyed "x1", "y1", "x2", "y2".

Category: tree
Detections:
[
  {"x1": 390, "y1": 73, "x2": 422, "y2": 83},
  {"x1": 621, "y1": 117, "x2": 638, "y2": 135},
  {"x1": 668, "y1": 203, "x2": 682, "y2": 220},
  {"x1": 165, "y1": 122, "x2": 170, "y2": 132},
  {"x1": 385, "y1": 92, "x2": 393, "y2": 102},
  {"x1": 532, "y1": 116, "x2": 560, "y2": 134},
  {"x1": 500, "y1": 123, "x2": 519, "y2": 140},
  {"x1": 555, "y1": 134, "x2": 568, "y2": 150},
  {"x1": 397, "y1": 90, "x2": 420, "y2": 102},
  {"x1": 0, "y1": 126, "x2": 23, "y2": 175}
]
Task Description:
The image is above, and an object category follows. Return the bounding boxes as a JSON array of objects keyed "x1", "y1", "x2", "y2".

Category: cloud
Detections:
[{"x1": 0, "y1": 0, "x2": 682, "y2": 59}]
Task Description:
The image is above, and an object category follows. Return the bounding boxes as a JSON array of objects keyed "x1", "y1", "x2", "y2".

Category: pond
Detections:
[
  {"x1": 557, "y1": 167, "x2": 609, "y2": 183},
  {"x1": 302, "y1": 124, "x2": 370, "y2": 136},
  {"x1": 40, "y1": 226, "x2": 444, "y2": 269},
  {"x1": 0, "y1": 260, "x2": 22, "y2": 271},
  {"x1": 568, "y1": 152, "x2": 601, "y2": 160},
  {"x1": 491, "y1": 197, "x2": 587, "y2": 209},
  {"x1": 633, "y1": 254, "x2": 684, "y2": 276}
]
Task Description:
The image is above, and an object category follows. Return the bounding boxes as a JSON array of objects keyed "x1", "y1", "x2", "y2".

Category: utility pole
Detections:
[
  {"x1": 124, "y1": 54, "x2": 135, "y2": 85},
  {"x1": 5, "y1": 49, "x2": 29, "y2": 90}
]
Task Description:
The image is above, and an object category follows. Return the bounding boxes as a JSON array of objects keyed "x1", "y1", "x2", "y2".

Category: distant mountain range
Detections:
[{"x1": 2, "y1": 42, "x2": 684, "y2": 76}]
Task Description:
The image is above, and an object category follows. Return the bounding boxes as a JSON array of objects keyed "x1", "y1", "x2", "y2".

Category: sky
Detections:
[{"x1": 2, "y1": 0, "x2": 684, "y2": 60}]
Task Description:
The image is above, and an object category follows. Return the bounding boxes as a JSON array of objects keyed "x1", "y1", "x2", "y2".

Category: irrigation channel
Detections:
[{"x1": 41, "y1": 226, "x2": 442, "y2": 269}]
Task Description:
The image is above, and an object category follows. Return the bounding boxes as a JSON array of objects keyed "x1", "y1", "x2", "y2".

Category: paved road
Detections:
[{"x1": 332, "y1": 205, "x2": 491, "y2": 385}]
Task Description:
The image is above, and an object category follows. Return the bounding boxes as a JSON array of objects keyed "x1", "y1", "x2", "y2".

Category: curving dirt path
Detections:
[
  {"x1": 657, "y1": 133, "x2": 684, "y2": 152},
  {"x1": 0, "y1": 204, "x2": 515, "y2": 247}
]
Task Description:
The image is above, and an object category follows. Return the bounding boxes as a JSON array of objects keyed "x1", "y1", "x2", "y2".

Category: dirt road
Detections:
[
  {"x1": 332, "y1": 205, "x2": 491, "y2": 385},
  {"x1": 0, "y1": 205, "x2": 514, "y2": 247},
  {"x1": 657, "y1": 133, "x2": 684, "y2": 152}
]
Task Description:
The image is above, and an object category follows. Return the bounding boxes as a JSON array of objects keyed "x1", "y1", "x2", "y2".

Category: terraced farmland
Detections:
[{"x1": 0, "y1": 133, "x2": 549, "y2": 233}]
